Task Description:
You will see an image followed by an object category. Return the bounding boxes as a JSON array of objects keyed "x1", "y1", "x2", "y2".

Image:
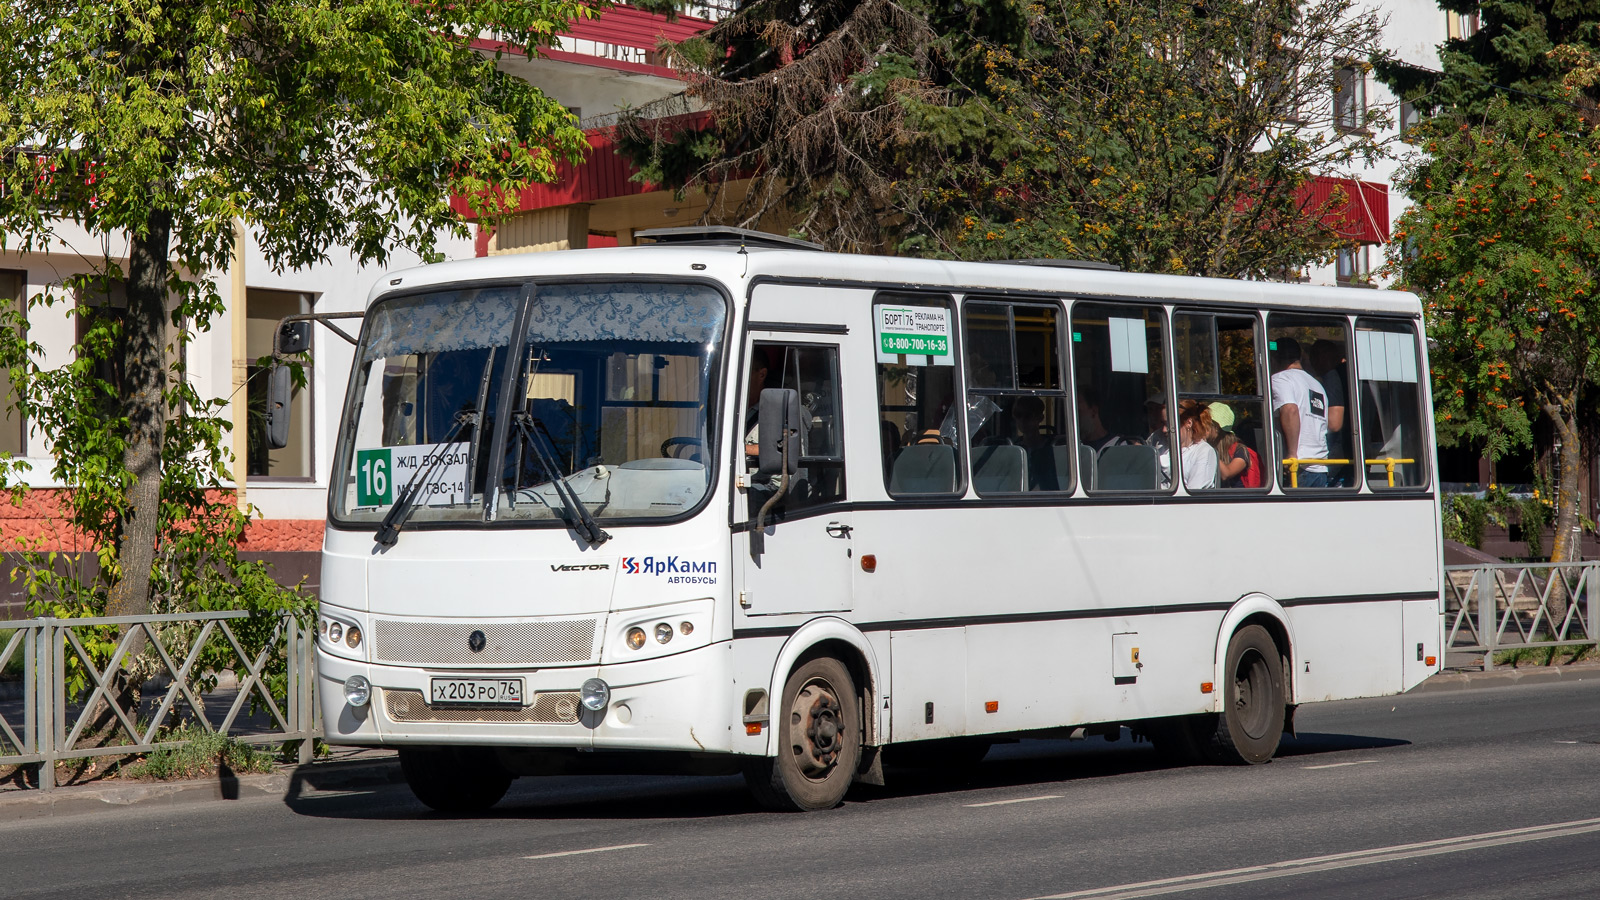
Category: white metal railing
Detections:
[
  {"x1": 0, "y1": 611, "x2": 318, "y2": 791},
  {"x1": 1443, "y1": 562, "x2": 1600, "y2": 670}
]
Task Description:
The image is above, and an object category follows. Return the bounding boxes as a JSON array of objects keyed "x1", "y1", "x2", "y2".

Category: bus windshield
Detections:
[{"x1": 334, "y1": 281, "x2": 727, "y2": 529}]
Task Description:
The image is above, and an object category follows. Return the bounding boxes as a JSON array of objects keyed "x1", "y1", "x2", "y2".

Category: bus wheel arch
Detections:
[
  {"x1": 764, "y1": 620, "x2": 882, "y2": 755},
  {"x1": 1215, "y1": 595, "x2": 1296, "y2": 707}
]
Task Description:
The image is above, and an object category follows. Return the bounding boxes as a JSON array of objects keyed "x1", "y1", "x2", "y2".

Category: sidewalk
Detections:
[
  {"x1": 0, "y1": 747, "x2": 403, "y2": 822},
  {"x1": 1410, "y1": 658, "x2": 1600, "y2": 693}
]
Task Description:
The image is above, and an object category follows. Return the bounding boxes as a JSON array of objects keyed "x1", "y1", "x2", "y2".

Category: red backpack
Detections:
[{"x1": 1239, "y1": 444, "x2": 1263, "y2": 488}]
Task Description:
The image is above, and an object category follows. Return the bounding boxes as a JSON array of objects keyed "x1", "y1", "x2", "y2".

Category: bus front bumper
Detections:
[{"x1": 316, "y1": 641, "x2": 740, "y2": 755}]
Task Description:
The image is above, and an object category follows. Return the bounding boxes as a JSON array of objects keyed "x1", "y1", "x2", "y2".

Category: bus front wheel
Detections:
[
  {"x1": 743, "y1": 656, "x2": 861, "y2": 811},
  {"x1": 399, "y1": 747, "x2": 514, "y2": 813},
  {"x1": 1205, "y1": 624, "x2": 1286, "y2": 764}
]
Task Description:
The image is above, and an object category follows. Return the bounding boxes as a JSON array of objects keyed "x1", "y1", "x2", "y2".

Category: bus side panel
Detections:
[
  {"x1": 1288, "y1": 601, "x2": 1404, "y2": 702},
  {"x1": 1401, "y1": 596, "x2": 1444, "y2": 692},
  {"x1": 890, "y1": 628, "x2": 969, "y2": 741}
]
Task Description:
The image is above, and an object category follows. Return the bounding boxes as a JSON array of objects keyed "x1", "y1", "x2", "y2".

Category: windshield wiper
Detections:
[
  {"x1": 374, "y1": 409, "x2": 478, "y2": 547},
  {"x1": 510, "y1": 411, "x2": 611, "y2": 545}
]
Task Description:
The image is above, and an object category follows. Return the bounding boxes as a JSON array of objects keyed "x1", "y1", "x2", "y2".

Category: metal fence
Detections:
[
  {"x1": 1444, "y1": 562, "x2": 1600, "y2": 669},
  {"x1": 0, "y1": 611, "x2": 318, "y2": 790}
]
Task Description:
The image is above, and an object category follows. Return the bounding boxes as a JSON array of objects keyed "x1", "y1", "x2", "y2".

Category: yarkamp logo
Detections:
[
  {"x1": 621, "y1": 556, "x2": 718, "y2": 584},
  {"x1": 550, "y1": 564, "x2": 610, "y2": 572}
]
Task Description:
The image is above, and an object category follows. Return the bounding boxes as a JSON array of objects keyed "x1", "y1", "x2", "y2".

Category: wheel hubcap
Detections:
[
  {"x1": 789, "y1": 680, "x2": 845, "y2": 779},
  {"x1": 1233, "y1": 649, "x2": 1272, "y2": 740}
]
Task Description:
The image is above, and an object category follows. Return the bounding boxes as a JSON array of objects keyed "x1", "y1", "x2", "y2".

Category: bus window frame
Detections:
[
  {"x1": 1351, "y1": 315, "x2": 1432, "y2": 493},
  {"x1": 1264, "y1": 310, "x2": 1363, "y2": 494},
  {"x1": 1171, "y1": 307, "x2": 1272, "y2": 496},
  {"x1": 957, "y1": 295, "x2": 1075, "y2": 497},
  {"x1": 1066, "y1": 296, "x2": 1178, "y2": 496},
  {"x1": 326, "y1": 274, "x2": 735, "y2": 534},
  {"x1": 874, "y1": 290, "x2": 966, "y2": 500}
]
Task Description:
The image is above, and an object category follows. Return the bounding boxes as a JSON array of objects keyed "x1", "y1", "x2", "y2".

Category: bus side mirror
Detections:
[
  {"x1": 757, "y1": 388, "x2": 802, "y2": 481},
  {"x1": 276, "y1": 320, "x2": 312, "y2": 356},
  {"x1": 265, "y1": 364, "x2": 292, "y2": 450}
]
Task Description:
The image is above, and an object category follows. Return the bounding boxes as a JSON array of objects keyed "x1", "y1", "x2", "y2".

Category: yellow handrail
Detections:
[{"x1": 1281, "y1": 457, "x2": 1414, "y2": 487}]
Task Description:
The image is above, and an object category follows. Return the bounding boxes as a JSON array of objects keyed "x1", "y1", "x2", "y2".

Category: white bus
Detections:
[{"x1": 309, "y1": 228, "x2": 1442, "y2": 812}]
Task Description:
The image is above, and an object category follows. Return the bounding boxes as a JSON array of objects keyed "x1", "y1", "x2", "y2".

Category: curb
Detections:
[
  {"x1": 1410, "y1": 662, "x2": 1600, "y2": 693},
  {"x1": 0, "y1": 756, "x2": 404, "y2": 822}
]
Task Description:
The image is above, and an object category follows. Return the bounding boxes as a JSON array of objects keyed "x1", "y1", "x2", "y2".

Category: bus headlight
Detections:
[
  {"x1": 580, "y1": 678, "x2": 610, "y2": 712},
  {"x1": 343, "y1": 675, "x2": 371, "y2": 708},
  {"x1": 345, "y1": 625, "x2": 362, "y2": 649},
  {"x1": 654, "y1": 623, "x2": 673, "y2": 644},
  {"x1": 328, "y1": 621, "x2": 343, "y2": 644},
  {"x1": 626, "y1": 627, "x2": 647, "y2": 650}
]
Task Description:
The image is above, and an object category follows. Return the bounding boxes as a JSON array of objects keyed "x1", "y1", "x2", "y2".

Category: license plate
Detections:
[{"x1": 429, "y1": 677, "x2": 524, "y2": 706}]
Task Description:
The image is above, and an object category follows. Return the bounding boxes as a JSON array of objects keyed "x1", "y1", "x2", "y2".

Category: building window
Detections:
[
  {"x1": 1399, "y1": 100, "x2": 1420, "y2": 138},
  {"x1": 246, "y1": 289, "x2": 315, "y2": 478},
  {"x1": 1336, "y1": 246, "x2": 1371, "y2": 285},
  {"x1": 1333, "y1": 64, "x2": 1367, "y2": 131},
  {"x1": 1446, "y1": 11, "x2": 1480, "y2": 40},
  {"x1": 0, "y1": 271, "x2": 25, "y2": 457}
]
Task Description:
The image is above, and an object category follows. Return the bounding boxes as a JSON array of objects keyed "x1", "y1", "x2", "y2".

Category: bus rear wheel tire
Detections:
[
  {"x1": 743, "y1": 656, "x2": 861, "y2": 812},
  {"x1": 399, "y1": 747, "x2": 514, "y2": 813},
  {"x1": 1202, "y1": 624, "x2": 1286, "y2": 765}
]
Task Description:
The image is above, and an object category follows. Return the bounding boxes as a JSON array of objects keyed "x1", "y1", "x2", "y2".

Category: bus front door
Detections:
[{"x1": 735, "y1": 334, "x2": 853, "y2": 616}]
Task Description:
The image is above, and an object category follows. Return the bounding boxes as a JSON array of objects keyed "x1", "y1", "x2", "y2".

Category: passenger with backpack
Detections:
[{"x1": 1208, "y1": 402, "x2": 1261, "y2": 488}]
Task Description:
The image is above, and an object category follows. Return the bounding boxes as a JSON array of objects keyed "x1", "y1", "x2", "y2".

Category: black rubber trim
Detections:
[
  {"x1": 748, "y1": 321, "x2": 849, "y2": 335},
  {"x1": 732, "y1": 591, "x2": 1439, "y2": 638}
]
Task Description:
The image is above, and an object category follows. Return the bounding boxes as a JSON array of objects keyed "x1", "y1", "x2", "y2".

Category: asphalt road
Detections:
[{"x1": 8, "y1": 677, "x2": 1600, "y2": 900}]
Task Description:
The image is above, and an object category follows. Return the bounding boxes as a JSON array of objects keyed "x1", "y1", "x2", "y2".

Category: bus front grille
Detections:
[
  {"x1": 383, "y1": 689, "x2": 582, "y2": 724},
  {"x1": 371, "y1": 618, "x2": 598, "y2": 667}
]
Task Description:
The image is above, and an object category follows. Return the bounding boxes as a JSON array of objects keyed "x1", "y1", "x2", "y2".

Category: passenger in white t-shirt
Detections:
[
  {"x1": 1177, "y1": 399, "x2": 1219, "y2": 490},
  {"x1": 1269, "y1": 338, "x2": 1330, "y2": 488}
]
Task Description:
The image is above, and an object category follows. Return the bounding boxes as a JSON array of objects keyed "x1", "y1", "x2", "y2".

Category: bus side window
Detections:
[
  {"x1": 1173, "y1": 311, "x2": 1268, "y2": 491},
  {"x1": 1354, "y1": 320, "x2": 1428, "y2": 489},
  {"x1": 1070, "y1": 302, "x2": 1171, "y2": 492},
  {"x1": 962, "y1": 300, "x2": 1073, "y2": 494},
  {"x1": 875, "y1": 294, "x2": 963, "y2": 496},
  {"x1": 1266, "y1": 314, "x2": 1357, "y2": 490}
]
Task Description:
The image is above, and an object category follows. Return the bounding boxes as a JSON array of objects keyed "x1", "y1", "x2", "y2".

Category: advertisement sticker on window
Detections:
[{"x1": 874, "y1": 304, "x2": 953, "y2": 366}]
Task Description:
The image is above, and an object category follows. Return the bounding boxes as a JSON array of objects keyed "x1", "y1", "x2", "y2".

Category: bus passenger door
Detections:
[{"x1": 735, "y1": 335, "x2": 853, "y2": 616}]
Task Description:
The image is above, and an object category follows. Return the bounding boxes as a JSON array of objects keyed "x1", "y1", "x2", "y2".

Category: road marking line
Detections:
[
  {"x1": 1302, "y1": 759, "x2": 1378, "y2": 770},
  {"x1": 524, "y1": 843, "x2": 649, "y2": 860},
  {"x1": 1023, "y1": 816, "x2": 1600, "y2": 900},
  {"x1": 1555, "y1": 740, "x2": 1578, "y2": 744},
  {"x1": 966, "y1": 794, "x2": 1062, "y2": 808}
]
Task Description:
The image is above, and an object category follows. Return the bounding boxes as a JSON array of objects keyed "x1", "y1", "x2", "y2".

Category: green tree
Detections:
[
  {"x1": 0, "y1": 1, "x2": 600, "y2": 626},
  {"x1": 939, "y1": 0, "x2": 1386, "y2": 275},
  {"x1": 623, "y1": 0, "x2": 1384, "y2": 273},
  {"x1": 1386, "y1": 89, "x2": 1600, "y2": 564},
  {"x1": 617, "y1": 0, "x2": 1028, "y2": 252},
  {"x1": 1377, "y1": 0, "x2": 1600, "y2": 563}
]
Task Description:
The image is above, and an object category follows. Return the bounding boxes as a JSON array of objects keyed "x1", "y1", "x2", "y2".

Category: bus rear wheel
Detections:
[
  {"x1": 399, "y1": 747, "x2": 514, "y2": 813},
  {"x1": 1203, "y1": 625, "x2": 1286, "y2": 764},
  {"x1": 743, "y1": 656, "x2": 861, "y2": 811}
]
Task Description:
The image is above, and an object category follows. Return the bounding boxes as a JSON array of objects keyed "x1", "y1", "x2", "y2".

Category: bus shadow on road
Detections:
[{"x1": 284, "y1": 732, "x2": 1411, "y2": 821}]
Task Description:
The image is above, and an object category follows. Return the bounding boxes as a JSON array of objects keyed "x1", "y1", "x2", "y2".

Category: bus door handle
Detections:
[{"x1": 825, "y1": 522, "x2": 853, "y2": 538}]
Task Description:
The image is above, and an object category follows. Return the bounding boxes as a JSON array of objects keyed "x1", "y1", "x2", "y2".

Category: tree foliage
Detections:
[
  {"x1": 1380, "y1": 1, "x2": 1600, "y2": 563},
  {"x1": 0, "y1": 1, "x2": 597, "y2": 636},
  {"x1": 1387, "y1": 90, "x2": 1600, "y2": 561},
  {"x1": 623, "y1": 0, "x2": 1384, "y2": 273},
  {"x1": 937, "y1": 0, "x2": 1386, "y2": 275},
  {"x1": 618, "y1": 0, "x2": 1026, "y2": 252}
]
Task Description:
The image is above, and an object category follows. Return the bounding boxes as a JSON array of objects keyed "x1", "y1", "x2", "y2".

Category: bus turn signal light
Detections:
[
  {"x1": 1426, "y1": 656, "x2": 1437, "y2": 666},
  {"x1": 984, "y1": 701, "x2": 998, "y2": 714},
  {"x1": 746, "y1": 722, "x2": 763, "y2": 735},
  {"x1": 1200, "y1": 682, "x2": 1214, "y2": 694},
  {"x1": 860, "y1": 554, "x2": 877, "y2": 573}
]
